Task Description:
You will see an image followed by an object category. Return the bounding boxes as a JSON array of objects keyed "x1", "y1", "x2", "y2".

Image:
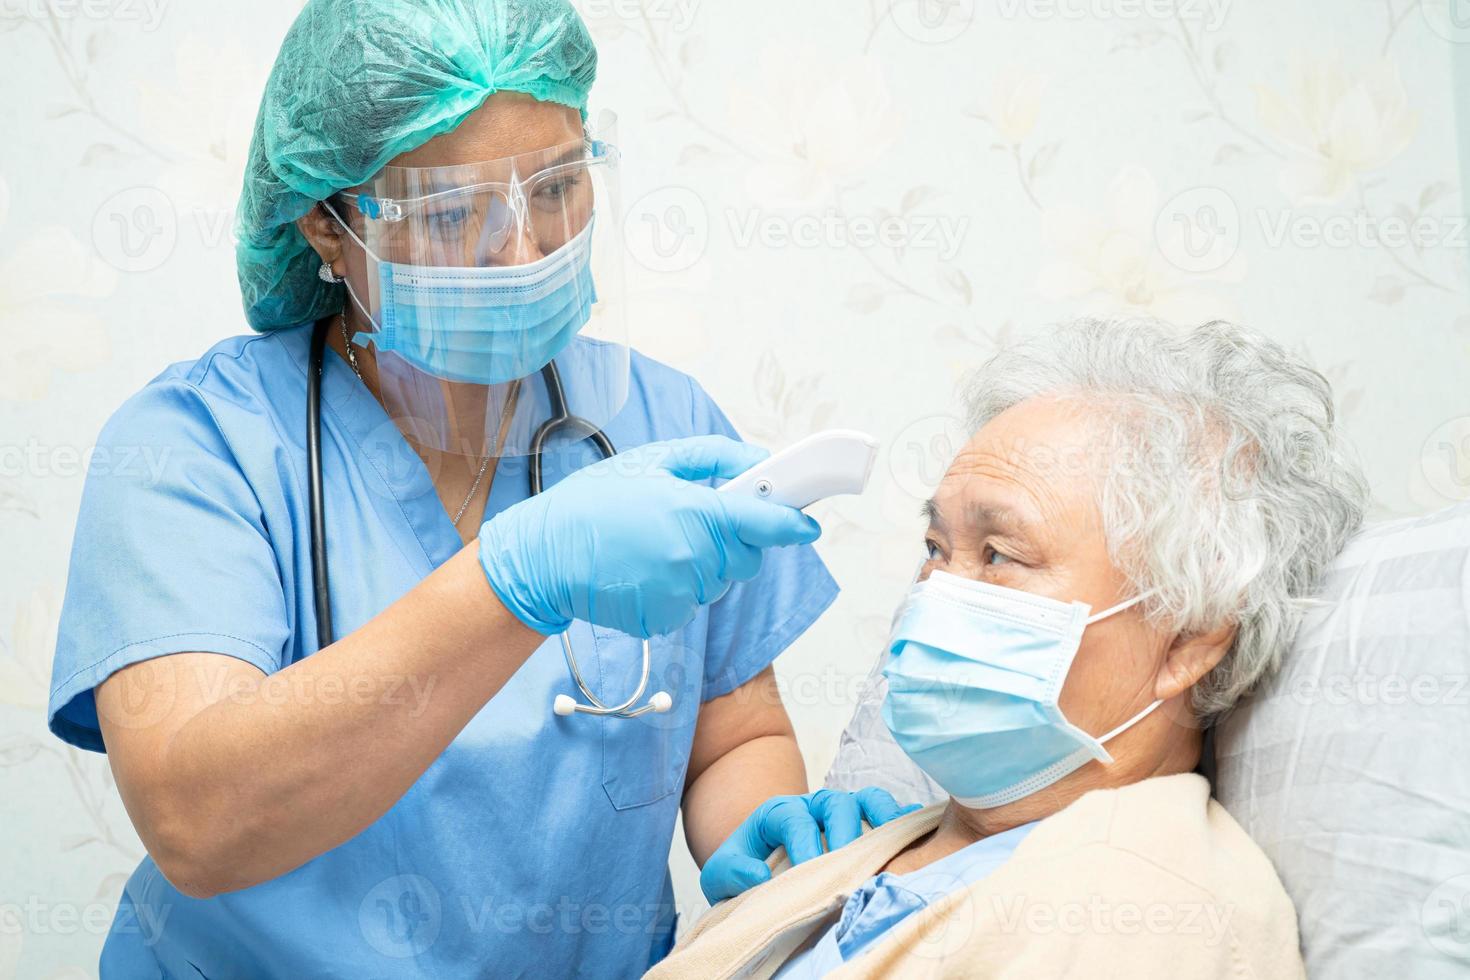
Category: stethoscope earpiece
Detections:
[
  {"x1": 552, "y1": 689, "x2": 672, "y2": 718},
  {"x1": 551, "y1": 634, "x2": 672, "y2": 718}
]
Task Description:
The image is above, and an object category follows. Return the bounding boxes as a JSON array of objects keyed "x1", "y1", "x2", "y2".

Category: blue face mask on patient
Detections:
[
  {"x1": 343, "y1": 217, "x2": 598, "y2": 385},
  {"x1": 882, "y1": 570, "x2": 1161, "y2": 809}
]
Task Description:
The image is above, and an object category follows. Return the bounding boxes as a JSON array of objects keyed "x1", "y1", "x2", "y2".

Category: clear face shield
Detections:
[{"x1": 323, "y1": 112, "x2": 628, "y2": 458}]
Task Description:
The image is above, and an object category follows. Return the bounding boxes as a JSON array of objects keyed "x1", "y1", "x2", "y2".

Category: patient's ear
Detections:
[{"x1": 1154, "y1": 623, "x2": 1235, "y2": 702}]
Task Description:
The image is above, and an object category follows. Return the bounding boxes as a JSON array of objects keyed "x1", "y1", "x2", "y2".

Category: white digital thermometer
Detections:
[
  {"x1": 719, "y1": 429, "x2": 879, "y2": 509},
  {"x1": 553, "y1": 430, "x2": 877, "y2": 720}
]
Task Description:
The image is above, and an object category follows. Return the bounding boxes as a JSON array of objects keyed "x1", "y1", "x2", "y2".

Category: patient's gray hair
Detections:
[{"x1": 963, "y1": 316, "x2": 1369, "y2": 720}]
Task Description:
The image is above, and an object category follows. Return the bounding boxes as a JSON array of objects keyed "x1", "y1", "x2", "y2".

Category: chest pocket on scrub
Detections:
[{"x1": 591, "y1": 624, "x2": 700, "y2": 810}]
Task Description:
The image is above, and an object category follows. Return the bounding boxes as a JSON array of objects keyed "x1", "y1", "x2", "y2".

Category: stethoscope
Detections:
[{"x1": 306, "y1": 319, "x2": 671, "y2": 719}]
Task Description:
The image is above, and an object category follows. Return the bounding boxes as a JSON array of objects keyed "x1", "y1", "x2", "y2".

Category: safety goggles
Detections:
[{"x1": 335, "y1": 136, "x2": 616, "y2": 267}]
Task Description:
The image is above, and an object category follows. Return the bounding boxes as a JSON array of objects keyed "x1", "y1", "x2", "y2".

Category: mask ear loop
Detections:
[
  {"x1": 1098, "y1": 698, "x2": 1164, "y2": 744},
  {"x1": 1085, "y1": 586, "x2": 1166, "y2": 748},
  {"x1": 1085, "y1": 586, "x2": 1159, "y2": 625},
  {"x1": 319, "y1": 198, "x2": 385, "y2": 343},
  {"x1": 320, "y1": 197, "x2": 381, "y2": 264}
]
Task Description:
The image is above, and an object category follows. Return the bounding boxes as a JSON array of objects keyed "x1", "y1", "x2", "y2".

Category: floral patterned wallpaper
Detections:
[{"x1": 2, "y1": 0, "x2": 1468, "y2": 973}]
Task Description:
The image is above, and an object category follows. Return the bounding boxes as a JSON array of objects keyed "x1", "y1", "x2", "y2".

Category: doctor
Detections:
[{"x1": 46, "y1": 1, "x2": 909, "y2": 975}]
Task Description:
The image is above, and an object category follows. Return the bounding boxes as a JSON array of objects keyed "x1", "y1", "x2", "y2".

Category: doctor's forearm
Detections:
[
  {"x1": 98, "y1": 545, "x2": 545, "y2": 898},
  {"x1": 682, "y1": 733, "x2": 806, "y2": 867}
]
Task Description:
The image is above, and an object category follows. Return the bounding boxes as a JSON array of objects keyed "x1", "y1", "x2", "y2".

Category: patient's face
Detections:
[{"x1": 921, "y1": 396, "x2": 1167, "y2": 737}]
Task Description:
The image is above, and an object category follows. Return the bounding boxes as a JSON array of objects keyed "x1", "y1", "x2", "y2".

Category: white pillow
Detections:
[
  {"x1": 1216, "y1": 503, "x2": 1470, "y2": 978},
  {"x1": 825, "y1": 503, "x2": 1470, "y2": 977}
]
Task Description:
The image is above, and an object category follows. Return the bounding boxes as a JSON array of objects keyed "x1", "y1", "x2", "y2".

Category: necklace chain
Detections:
[
  {"x1": 337, "y1": 315, "x2": 493, "y2": 527},
  {"x1": 452, "y1": 455, "x2": 495, "y2": 526},
  {"x1": 337, "y1": 313, "x2": 362, "y2": 380}
]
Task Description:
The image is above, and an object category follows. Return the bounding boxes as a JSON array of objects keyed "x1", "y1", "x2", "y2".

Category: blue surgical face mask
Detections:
[
  {"x1": 342, "y1": 218, "x2": 597, "y2": 385},
  {"x1": 882, "y1": 570, "x2": 1161, "y2": 809}
]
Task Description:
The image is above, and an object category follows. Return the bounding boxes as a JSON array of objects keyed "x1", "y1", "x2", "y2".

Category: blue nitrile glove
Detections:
[
  {"x1": 700, "y1": 788, "x2": 922, "y2": 903},
  {"x1": 478, "y1": 435, "x2": 821, "y2": 639}
]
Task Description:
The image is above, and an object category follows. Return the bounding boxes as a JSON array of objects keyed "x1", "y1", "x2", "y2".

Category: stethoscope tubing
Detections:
[
  {"x1": 307, "y1": 321, "x2": 335, "y2": 650},
  {"x1": 306, "y1": 319, "x2": 663, "y2": 718},
  {"x1": 528, "y1": 359, "x2": 613, "y2": 496}
]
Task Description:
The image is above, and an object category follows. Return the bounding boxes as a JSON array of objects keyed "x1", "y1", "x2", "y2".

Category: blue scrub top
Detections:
[
  {"x1": 773, "y1": 821, "x2": 1036, "y2": 977},
  {"x1": 47, "y1": 325, "x2": 838, "y2": 979}
]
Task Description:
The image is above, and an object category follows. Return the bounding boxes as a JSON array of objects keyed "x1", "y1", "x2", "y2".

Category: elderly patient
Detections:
[{"x1": 648, "y1": 317, "x2": 1367, "y2": 979}]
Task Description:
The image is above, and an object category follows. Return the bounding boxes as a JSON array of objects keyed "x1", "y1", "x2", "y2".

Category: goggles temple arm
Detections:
[{"x1": 337, "y1": 192, "x2": 402, "y2": 222}]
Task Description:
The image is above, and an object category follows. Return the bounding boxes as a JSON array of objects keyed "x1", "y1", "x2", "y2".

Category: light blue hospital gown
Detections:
[
  {"x1": 47, "y1": 325, "x2": 838, "y2": 979},
  {"x1": 772, "y1": 821, "x2": 1036, "y2": 977}
]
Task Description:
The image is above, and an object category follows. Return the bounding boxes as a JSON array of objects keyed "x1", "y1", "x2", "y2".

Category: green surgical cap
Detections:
[{"x1": 235, "y1": 0, "x2": 597, "y2": 331}]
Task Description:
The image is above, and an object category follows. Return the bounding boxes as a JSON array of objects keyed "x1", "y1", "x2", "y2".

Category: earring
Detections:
[{"x1": 318, "y1": 261, "x2": 345, "y2": 284}]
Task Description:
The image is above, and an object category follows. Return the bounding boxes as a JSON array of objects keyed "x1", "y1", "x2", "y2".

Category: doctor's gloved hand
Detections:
[
  {"x1": 700, "y1": 788, "x2": 921, "y2": 903},
  {"x1": 478, "y1": 435, "x2": 820, "y2": 639}
]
